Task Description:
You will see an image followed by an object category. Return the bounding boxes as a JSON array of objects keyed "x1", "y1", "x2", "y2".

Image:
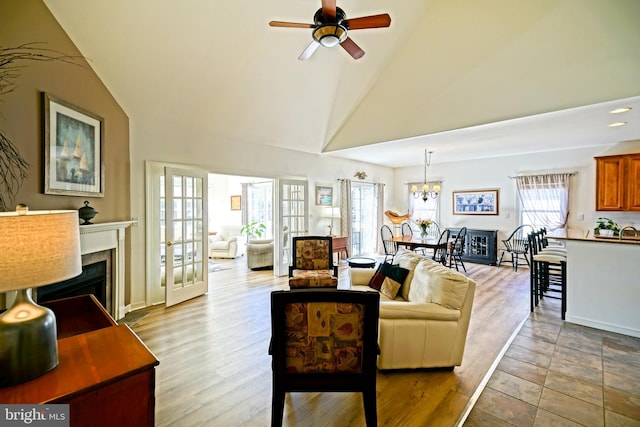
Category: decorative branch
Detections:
[
  {"x1": 0, "y1": 43, "x2": 85, "y2": 211},
  {"x1": 0, "y1": 131, "x2": 29, "y2": 211},
  {"x1": 0, "y1": 43, "x2": 84, "y2": 96}
]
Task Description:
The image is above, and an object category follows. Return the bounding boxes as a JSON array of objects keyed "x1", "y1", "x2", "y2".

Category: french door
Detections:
[
  {"x1": 351, "y1": 182, "x2": 377, "y2": 256},
  {"x1": 274, "y1": 178, "x2": 308, "y2": 276},
  {"x1": 164, "y1": 167, "x2": 208, "y2": 307}
]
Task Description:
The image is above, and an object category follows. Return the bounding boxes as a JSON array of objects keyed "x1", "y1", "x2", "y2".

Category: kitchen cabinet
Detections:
[
  {"x1": 448, "y1": 228, "x2": 498, "y2": 266},
  {"x1": 595, "y1": 153, "x2": 640, "y2": 211}
]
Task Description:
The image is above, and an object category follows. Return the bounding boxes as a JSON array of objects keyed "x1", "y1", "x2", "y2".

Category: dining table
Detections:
[{"x1": 391, "y1": 235, "x2": 452, "y2": 266}]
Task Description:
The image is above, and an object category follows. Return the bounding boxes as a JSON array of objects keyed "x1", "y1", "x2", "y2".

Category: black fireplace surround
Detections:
[{"x1": 36, "y1": 261, "x2": 107, "y2": 310}]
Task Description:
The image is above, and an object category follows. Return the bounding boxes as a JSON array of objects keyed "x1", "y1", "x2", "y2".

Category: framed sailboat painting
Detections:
[{"x1": 43, "y1": 92, "x2": 104, "y2": 196}]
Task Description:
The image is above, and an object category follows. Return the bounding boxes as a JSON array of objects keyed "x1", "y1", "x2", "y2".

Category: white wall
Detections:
[
  {"x1": 393, "y1": 142, "x2": 640, "y2": 244},
  {"x1": 129, "y1": 112, "x2": 640, "y2": 310},
  {"x1": 129, "y1": 117, "x2": 394, "y2": 309}
]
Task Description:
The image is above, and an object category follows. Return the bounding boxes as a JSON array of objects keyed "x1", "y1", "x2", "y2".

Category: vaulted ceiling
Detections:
[{"x1": 43, "y1": 0, "x2": 640, "y2": 167}]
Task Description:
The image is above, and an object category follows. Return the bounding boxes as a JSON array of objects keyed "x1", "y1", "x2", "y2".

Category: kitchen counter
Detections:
[
  {"x1": 552, "y1": 232, "x2": 640, "y2": 338},
  {"x1": 552, "y1": 229, "x2": 640, "y2": 245}
]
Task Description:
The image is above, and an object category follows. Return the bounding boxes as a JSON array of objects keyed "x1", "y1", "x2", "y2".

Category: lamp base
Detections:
[{"x1": 0, "y1": 288, "x2": 58, "y2": 387}]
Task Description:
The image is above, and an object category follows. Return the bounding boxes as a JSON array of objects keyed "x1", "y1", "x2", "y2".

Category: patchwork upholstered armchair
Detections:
[
  {"x1": 269, "y1": 289, "x2": 380, "y2": 427},
  {"x1": 288, "y1": 236, "x2": 338, "y2": 288}
]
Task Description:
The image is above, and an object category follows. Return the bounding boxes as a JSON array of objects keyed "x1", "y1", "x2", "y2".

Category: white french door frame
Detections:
[
  {"x1": 273, "y1": 178, "x2": 308, "y2": 276},
  {"x1": 144, "y1": 161, "x2": 208, "y2": 307}
]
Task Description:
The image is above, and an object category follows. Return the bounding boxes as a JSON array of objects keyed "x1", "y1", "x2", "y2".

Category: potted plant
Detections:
[
  {"x1": 594, "y1": 217, "x2": 620, "y2": 236},
  {"x1": 240, "y1": 221, "x2": 267, "y2": 241}
]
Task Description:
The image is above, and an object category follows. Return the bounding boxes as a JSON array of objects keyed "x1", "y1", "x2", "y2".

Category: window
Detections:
[
  {"x1": 351, "y1": 182, "x2": 377, "y2": 256},
  {"x1": 247, "y1": 181, "x2": 273, "y2": 239},
  {"x1": 515, "y1": 173, "x2": 572, "y2": 232}
]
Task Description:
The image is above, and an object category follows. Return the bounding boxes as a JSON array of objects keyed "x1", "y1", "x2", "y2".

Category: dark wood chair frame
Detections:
[
  {"x1": 497, "y1": 224, "x2": 533, "y2": 271},
  {"x1": 380, "y1": 224, "x2": 396, "y2": 263},
  {"x1": 269, "y1": 289, "x2": 381, "y2": 427},
  {"x1": 288, "y1": 235, "x2": 338, "y2": 278},
  {"x1": 449, "y1": 226, "x2": 468, "y2": 272}
]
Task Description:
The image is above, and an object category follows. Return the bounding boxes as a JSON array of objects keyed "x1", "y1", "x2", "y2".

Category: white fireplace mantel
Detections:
[{"x1": 79, "y1": 221, "x2": 134, "y2": 320}]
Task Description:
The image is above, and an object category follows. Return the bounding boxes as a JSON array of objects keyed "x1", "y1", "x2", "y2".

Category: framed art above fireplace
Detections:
[{"x1": 43, "y1": 92, "x2": 104, "y2": 197}]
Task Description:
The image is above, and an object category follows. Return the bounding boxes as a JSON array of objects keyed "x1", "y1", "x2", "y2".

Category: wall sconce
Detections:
[{"x1": 354, "y1": 171, "x2": 367, "y2": 180}]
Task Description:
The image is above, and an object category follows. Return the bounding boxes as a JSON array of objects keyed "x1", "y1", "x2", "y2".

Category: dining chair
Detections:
[
  {"x1": 432, "y1": 228, "x2": 451, "y2": 265},
  {"x1": 380, "y1": 225, "x2": 396, "y2": 263},
  {"x1": 497, "y1": 224, "x2": 533, "y2": 271},
  {"x1": 449, "y1": 227, "x2": 467, "y2": 272}
]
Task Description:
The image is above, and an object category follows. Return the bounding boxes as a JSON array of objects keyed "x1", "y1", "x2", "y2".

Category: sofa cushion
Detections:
[
  {"x1": 391, "y1": 249, "x2": 425, "y2": 300},
  {"x1": 368, "y1": 263, "x2": 408, "y2": 300},
  {"x1": 408, "y1": 260, "x2": 469, "y2": 310}
]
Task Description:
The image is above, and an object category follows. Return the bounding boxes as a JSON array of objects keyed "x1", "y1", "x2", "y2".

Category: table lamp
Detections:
[{"x1": 0, "y1": 207, "x2": 82, "y2": 387}]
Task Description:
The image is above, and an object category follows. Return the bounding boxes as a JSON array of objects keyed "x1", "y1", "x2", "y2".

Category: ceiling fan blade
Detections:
[
  {"x1": 321, "y1": 0, "x2": 337, "y2": 18},
  {"x1": 269, "y1": 21, "x2": 315, "y2": 29},
  {"x1": 340, "y1": 37, "x2": 365, "y2": 60},
  {"x1": 298, "y1": 41, "x2": 320, "y2": 61},
  {"x1": 343, "y1": 14, "x2": 391, "y2": 30}
]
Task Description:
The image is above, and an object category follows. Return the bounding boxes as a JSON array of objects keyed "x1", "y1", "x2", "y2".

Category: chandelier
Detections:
[{"x1": 411, "y1": 150, "x2": 441, "y2": 201}]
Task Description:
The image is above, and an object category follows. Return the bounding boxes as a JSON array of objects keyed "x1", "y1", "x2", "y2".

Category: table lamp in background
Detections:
[{"x1": 0, "y1": 207, "x2": 82, "y2": 387}]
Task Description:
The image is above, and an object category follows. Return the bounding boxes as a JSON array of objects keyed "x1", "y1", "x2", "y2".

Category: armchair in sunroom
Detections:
[{"x1": 288, "y1": 236, "x2": 339, "y2": 288}]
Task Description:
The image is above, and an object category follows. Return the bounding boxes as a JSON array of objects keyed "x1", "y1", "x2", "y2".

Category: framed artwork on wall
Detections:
[
  {"x1": 453, "y1": 189, "x2": 499, "y2": 215},
  {"x1": 43, "y1": 92, "x2": 104, "y2": 197},
  {"x1": 315, "y1": 186, "x2": 333, "y2": 206},
  {"x1": 230, "y1": 195, "x2": 241, "y2": 210}
]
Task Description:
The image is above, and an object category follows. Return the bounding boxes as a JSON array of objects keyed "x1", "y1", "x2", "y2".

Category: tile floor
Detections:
[{"x1": 464, "y1": 297, "x2": 640, "y2": 426}]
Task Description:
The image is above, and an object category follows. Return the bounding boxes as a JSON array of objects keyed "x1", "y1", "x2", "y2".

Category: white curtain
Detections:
[
  {"x1": 339, "y1": 179, "x2": 352, "y2": 249},
  {"x1": 515, "y1": 173, "x2": 572, "y2": 232},
  {"x1": 376, "y1": 183, "x2": 385, "y2": 254}
]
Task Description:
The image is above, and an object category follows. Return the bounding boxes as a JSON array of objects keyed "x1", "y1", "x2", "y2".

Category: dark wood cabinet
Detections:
[
  {"x1": 0, "y1": 295, "x2": 159, "y2": 427},
  {"x1": 595, "y1": 153, "x2": 640, "y2": 211},
  {"x1": 449, "y1": 228, "x2": 498, "y2": 266}
]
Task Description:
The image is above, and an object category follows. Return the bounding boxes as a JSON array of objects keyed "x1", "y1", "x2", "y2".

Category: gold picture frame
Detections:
[{"x1": 230, "y1": 195, "x2": 241, "y2": 210}]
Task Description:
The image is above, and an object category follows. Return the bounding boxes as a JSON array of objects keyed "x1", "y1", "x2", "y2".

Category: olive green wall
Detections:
[{"x1": 1, "y1": 0, "x2": 131, "y2": 301}]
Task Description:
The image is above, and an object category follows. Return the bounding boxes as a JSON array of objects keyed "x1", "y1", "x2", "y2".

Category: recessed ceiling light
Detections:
[
  {"x1": 608, "y1": 121, "x2": 627, "y2": 127},
  {"x1": 610, "y1": 107, "x2": 631, "y2": 114}
]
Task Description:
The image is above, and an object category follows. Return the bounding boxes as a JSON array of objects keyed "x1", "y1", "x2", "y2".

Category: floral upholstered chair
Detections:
[
  {"x1": 269, "y1": 289, "x2": 380, "y2": 427},
  {"x1": 288, "y1": 236, "x2": 339, "y2": 288}
]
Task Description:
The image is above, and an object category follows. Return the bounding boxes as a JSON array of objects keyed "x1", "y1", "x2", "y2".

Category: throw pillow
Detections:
[
  {"x1": 368, "y1": 263, "x2": 409, "y2": 299},
  {"x1": 392, "y1": 249, "x2": 424, "y2": 300},
  {"x1": 408, "y1": 260, "x2": 469, "y2": 309}
]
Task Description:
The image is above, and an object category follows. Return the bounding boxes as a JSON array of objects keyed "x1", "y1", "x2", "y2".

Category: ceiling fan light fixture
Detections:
[{"x1": 313, "y1": 25, "x2": 347, "y2": 48}]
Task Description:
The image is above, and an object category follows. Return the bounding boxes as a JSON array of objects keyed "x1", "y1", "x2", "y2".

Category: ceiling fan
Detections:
[{"x1": 269, "y1": 0, "x2": 391, "y2": 60}]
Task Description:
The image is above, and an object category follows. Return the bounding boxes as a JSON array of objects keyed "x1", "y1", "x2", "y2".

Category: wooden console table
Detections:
[
  {"x1": 332, "y1": 236, "x2": 349, "y2": 261},
  {"x1": 0, "y1": 295, "x2": 159, "y2": 427}
]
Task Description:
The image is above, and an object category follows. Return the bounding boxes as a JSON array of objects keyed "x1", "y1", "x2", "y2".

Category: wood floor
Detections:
[{"x1": 131, "y1": 258, "x2": 531, "y2": 426}]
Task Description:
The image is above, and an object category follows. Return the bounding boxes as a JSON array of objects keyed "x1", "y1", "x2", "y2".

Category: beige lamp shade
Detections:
[{"x1": 0, "y1": 210, "x2": 82, "y2": 292}]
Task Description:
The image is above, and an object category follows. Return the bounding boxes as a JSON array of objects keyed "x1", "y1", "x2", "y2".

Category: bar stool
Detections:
[{"x1": 528, "y1": 230, "x2": 567, "y2": 319}]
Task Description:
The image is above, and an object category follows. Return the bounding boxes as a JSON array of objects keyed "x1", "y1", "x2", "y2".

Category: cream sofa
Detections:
[
  {"x1": 350, "y1": 248, "x2": 476, "y2": 370},
  {"x1": 209, "y1": 225, "x2": 245, "y2": 259}
]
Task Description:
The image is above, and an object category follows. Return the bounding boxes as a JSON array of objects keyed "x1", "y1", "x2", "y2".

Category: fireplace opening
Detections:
[{"x1": 37, "y1": 261, "x2": 107, "y2": 310}]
